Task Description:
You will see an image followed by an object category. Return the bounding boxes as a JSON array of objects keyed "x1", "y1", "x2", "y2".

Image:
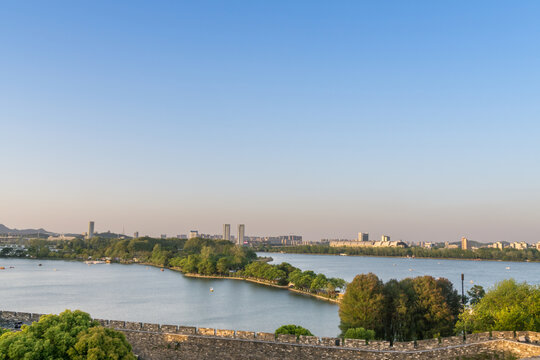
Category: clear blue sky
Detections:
[{"x1": 1, "y1": 1, "x2": 539, "y2": 242}]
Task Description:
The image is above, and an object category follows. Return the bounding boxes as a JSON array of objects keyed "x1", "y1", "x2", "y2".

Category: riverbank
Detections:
[{"x1": 171, "y1": 269, "x2": 340, "y2": 304}]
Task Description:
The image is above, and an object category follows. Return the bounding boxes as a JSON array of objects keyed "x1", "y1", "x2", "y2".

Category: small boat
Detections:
[
  {"x1": 38, "y1": 264, "x2": 42, "y2": 266},
  {"x1": 470, "y1": 280, "x2": 474, "y2": 284},
  {"x1": 408, "y1": 268, "x2": 413, "y2": 272},
  {"x1": 210, "y1": 288, "x2": 214, "y2": 292},
  {"x1": 506, "y1": 266, "x2": 510, "y2": 270},
  {"x1": 339, "y1": 253, "x2": 348, "y2": 256},
  {"x1": 0, "y1": 267, "x2": 5, "y2": 270},
  {"x1": 160, "y1": 268, "x2": 164, "y2": 272}
]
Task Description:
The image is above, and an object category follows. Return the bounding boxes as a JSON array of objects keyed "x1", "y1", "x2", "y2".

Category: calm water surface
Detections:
[
  {"x1": 1, "y1": 255, "x2": 538, "y2": 337},
  {"x1": 0, "y1": 258, "x2": 339, "y2": 336},
  {"x1": 265, "y1": 253, "x2": 540, "y2": 290}
]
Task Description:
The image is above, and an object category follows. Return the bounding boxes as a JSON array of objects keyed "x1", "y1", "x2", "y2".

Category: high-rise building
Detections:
[
  {"x1": 381, "y1": 235, "x2": 390, "y2": 242},
  {"x1": 358, "y1": 232, "x2": 369, "y2": 241},
  {"x1": 134, "y1": 232, "x2": 139, "y2": 238},
  {"x1": 189, "y1": 230, "x2": 199, "y2": 239},
  {"x1": 238, "y1": 224, "x2": 245, "y2": 246},
  {"x1": 87, "y1": 221, "x2": 95, "y2": 239},
  {"x1": 223, "y1": 224, "x2": 231, "y2": 241},
  {"x1": 461, "y1": 237, "x2": 468, "y2": 250}
]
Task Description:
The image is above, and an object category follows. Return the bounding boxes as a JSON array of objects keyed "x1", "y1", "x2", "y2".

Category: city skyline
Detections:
[{"x1": 2, "y1": 1, "x2": 540, "y2": 243}]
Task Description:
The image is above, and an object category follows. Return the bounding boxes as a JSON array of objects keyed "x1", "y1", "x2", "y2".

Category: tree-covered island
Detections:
[{"x1": 0, "y1": 237, "x2": 346, "y2": 301}]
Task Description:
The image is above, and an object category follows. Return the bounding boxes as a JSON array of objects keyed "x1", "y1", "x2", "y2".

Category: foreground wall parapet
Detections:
[{"x1": 2, "y1": 310, "x2": 540, "y2": 360}]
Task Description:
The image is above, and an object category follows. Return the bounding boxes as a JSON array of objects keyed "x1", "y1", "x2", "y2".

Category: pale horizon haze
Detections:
[{"x1": 1, "y1": 1, "x2": 540, "y2": 243}]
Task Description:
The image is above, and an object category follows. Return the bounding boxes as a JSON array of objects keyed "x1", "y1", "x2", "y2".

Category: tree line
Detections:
[
  {"x1": 339, "y1": 274, "x2": 539, "y2": 343},
  {"x1": 258, "y1": 244, "x2": 540, "y2": 262}
]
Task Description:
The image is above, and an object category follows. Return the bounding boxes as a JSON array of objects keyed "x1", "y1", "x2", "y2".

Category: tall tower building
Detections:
[
  {"x1": 134, "y1": 232, "x2": 139, "y2": 238},
  {"x1": 358, "y1": 232, "x2": 369, "y2": 241},
  {"x1": 87, "y1": 221, "x2": 94, "y2": 239},
  {"x1": 461, "y1": 237, "x2": 468, "y2": 250},
  {"x1": 381, "y1": 235, "x2": 390, "y2": 242},
  {"x1": 223, "y1": 224, "x2": 231, "y2": 241},
  {"x1": 238, "y1": 224, "x2": 245, "y2": 246}
]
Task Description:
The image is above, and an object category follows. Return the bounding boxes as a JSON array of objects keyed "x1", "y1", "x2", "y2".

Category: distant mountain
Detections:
[{"x1": 0, "y1": 224, "x2": 55, "y2": 236}]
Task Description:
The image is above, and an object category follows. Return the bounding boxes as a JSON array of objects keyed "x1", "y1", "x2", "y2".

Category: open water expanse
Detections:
[
  {"x1": 1, "y1": 254, "x2": 539, "y2": 337},
  {"x1": 266, "y1": 253, "x2": 540, "y2": 289}
]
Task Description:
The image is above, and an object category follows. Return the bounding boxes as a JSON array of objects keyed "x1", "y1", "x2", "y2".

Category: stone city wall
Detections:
[{"x1": 2, "y1": 311, "x2": 540, "y2": 360}]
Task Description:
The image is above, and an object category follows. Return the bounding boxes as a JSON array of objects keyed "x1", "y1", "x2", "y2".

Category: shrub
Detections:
[{"x1": 275, "y1": 325, "x2": 314, "y2": 338}]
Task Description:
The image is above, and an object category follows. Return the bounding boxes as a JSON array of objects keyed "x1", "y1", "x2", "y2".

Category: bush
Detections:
[
  {"x1": 343, "y1": 327, "x2": 375, "y2": 340},
  {"x1": 275, "y1": 325, "x2": 313, "y2": 338}
]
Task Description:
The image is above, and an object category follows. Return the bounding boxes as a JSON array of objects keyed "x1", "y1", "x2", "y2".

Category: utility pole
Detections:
[{"x1": 461, "y1": 273, "x2": 466, "y2": 340}]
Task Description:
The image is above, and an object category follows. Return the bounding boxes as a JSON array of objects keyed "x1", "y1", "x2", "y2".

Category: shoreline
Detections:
[
  {"x1": 259, "y1": 251, "x2": 540, "y2": 263},
  {"x1": 164, "y1": 268, "x2": 341, "y2": 304}
]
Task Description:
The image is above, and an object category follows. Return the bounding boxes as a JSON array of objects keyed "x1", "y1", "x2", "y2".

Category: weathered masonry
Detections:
[{"x1": 2, "y1": 311, "x2": 540, "y2": 359}]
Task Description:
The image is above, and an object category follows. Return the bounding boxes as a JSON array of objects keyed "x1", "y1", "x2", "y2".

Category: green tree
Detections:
[
  {"x1": 0, "y1": 310, "x2": 135, "y2": 360},
  {"x1": 467, "y1": 285, "x2": 486, "y2": 305},
  {"x1": 216, "y1": 257, "x2": 230, "y2": 275},
  {"x1": 68, "y1": 326, "x2": 134, "y2": 360},
  {"x1": 410, "y1": 276, "x2": 455, "y2": 339},
  {"x1": 275, "y1": 325, "x2": 313, "y2": 338},
  {"x1": 456, "y1": 279, "x2": 540, "y2": 333},
  {"x1": 339, "y1": 273, "x2": 385, "y2": 338}
]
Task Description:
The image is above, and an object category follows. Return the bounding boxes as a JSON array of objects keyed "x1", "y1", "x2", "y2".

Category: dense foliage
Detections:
[
  {"x1": 339, "y1": 273, "x2": 462, "y2": 342},
  {"x1": 0, "y1": 310, "x2": 135, "y2": 360},
  {"x1": 456, "y1": 279, "x2": 540, "y2": 333},
  {"x1": 236, "y1": 261, "x2": 346, "y2": 297},
  {"x1": 258, "y1": 244, "x2": 540, "y2": 262},
  {"x1": 275, "y1": 325, "x2": 313, "y2": 338},
  {"x1": 343, "y1": 327, "x2": 375, "y2": 340}
]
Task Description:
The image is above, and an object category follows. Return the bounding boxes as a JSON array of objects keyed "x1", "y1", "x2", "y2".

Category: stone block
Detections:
[
  {"x1": 298, "y1": 335, "x2": 319, "y2": 345},
  {"x1": 441, "y1": 336, "x2": 463, "y2": 346},
  {"x1": 518, "y1": 335, "x2": 529, "y2": 343},
  {"x1": 141, "y1": 323, "x2": 160, "y2": 332},
  {"x1": 466, "y1": 332, "x2": 490, "y2": 343},
  {"x1": 392, "y1": 341, "x2": 415, "y2": 350},
  {"x1": 366, "y1": 340, "x2": 390, "y2": 349},
  {"x1": 30, "y1": 313, "x2": 42, "y2": 321},
  {"x1": 415, "y1": 338, "x2": 440, "y2": 349},
  {"x1": 236, "y1": 331, "x2": 255, "y2": 339},
  {"x1": 276, "y1": 334, "x2": 296, "y2": 343},
  {"x1": 198, "y1": 327, "x2": 215, "y2": 336},
  {"x1": 491, "y1": 331, "x2": 514, "y2": 339},
  {"x1": 160, "y1": 324, "x2": 178, "y2": 333},
  {"x1": 343, "y1": 338, "x2": 366, "y2": 348},
  {"x1": 1, "y1": 312, "x2": 18, "y2": 321},
  {"x1": 215, "y1": 329, "x2": 235, "y2": 338},
  {"x1": 320, "y1": 337, "x2": 341, "y2": 347},
  {"x1": 109, "y1": 320, "x2": 125, "y2": 329},
  {"x1": 256, "y1": 332, "x2": 275, "y2": 341},
  {"x1": 124, "y1": 321, "x2": 142, "y2": 331},
  {"x1": 177, "y1": 326, "x2": 196, "y2": 335}
]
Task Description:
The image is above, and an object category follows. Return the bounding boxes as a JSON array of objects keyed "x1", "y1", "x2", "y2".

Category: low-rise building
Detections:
[
  {"x1": 508, "y1": 241, "x2": 529, "y2": 250},
  {"x1": 329, "y1": 240, "x2": 407, "y2": 248}
]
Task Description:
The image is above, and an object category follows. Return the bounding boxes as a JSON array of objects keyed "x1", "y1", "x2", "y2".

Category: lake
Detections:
[
  {"x1": 1, "y1": 254, "x2": 538, "y2": 337},
  {"x1": 0, "y1": 258, "x2": 340, "y2": 336},
  {"x1": 265, "y1": 252, "x2": 540, "y2": 290}
]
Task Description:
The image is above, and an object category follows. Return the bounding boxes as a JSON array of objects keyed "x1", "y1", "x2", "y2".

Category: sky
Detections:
[{"x1": 1, "y1": 1, "x2": 539, "y2": 243}]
